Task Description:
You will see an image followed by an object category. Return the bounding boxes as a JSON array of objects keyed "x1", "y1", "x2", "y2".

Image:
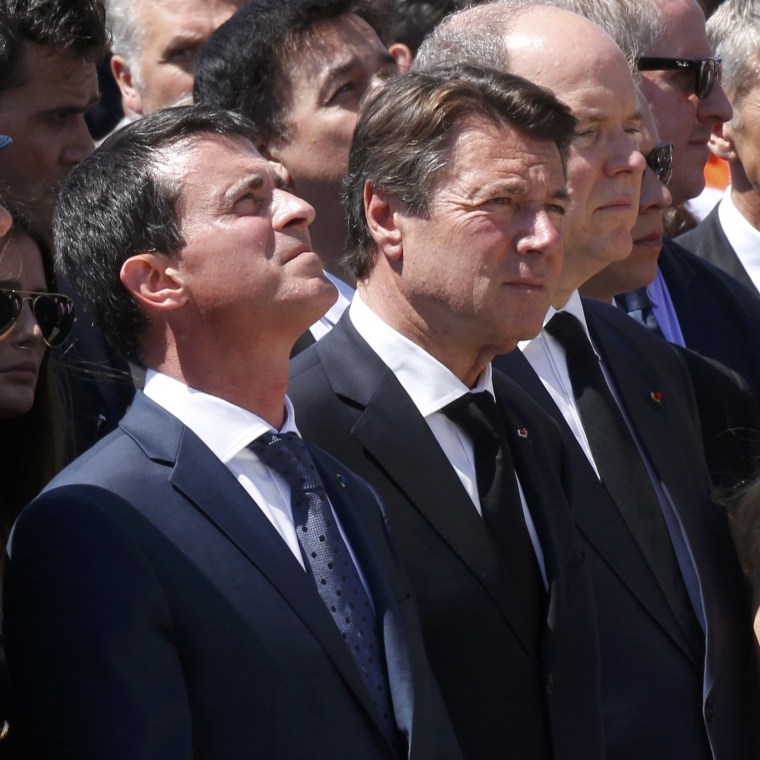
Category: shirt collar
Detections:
[
  {"x1": 321, "y1": 271, "x2": 355, "y2": 327},
  {"x1": 349, "y1": 293, "x2": 493, "y2": 418},
  {"x1": 143, "y1": 369, "x2": 299, "y2": 464},
  {"x1": 718, "y1": 189, "x2": 760, "y2": 260},
  {"x1": 518, "y1": 288, "x2": 592, "y2": 351}
]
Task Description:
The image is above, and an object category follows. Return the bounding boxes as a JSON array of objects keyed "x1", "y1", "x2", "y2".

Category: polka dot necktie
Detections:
[{"x1": 250, "y1": 432, "x2": 399, "y2": 748}]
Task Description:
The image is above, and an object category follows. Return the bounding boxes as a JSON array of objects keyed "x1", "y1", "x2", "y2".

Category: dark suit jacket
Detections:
[
  {"x1": 494, "y1": 299, "x2": 757, "y2": 760},
  {"x1": 3, "y1": 393, "x2": 461, "y2": 760},
  {"x1": 676, "y1": 204, "x2": 758, "y2": 295},
  {"x1": 289, "y1": 316, "x2": 606, "y2": 760},
  {"x1": 657, "y1": 237, "x2": 760, "y2": 396}
]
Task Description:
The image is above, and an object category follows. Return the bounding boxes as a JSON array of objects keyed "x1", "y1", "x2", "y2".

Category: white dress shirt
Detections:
[
  {"x1": 143, "y1": 370, "x2": 367, "y2": 588},
  {"x1": 309, "y1": 272, "x2": 354, "y2": 341},
  {"x1": 717, "y1": 189, "x2": 760, "y2": 292},
  {"x1": 519, "y1": 291, "x2": 705, "y2": 628},
  {"x1": 349, "y1": 294, "x2": 547, "y2": 586}
]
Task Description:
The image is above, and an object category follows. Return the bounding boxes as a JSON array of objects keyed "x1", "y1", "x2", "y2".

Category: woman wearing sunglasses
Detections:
[
  {"x1": 0, "y1": 209, "x2": 74, "y2": 534},
  {"x1": 0, "y1": 204, "x2": 74, "y2": 754}
]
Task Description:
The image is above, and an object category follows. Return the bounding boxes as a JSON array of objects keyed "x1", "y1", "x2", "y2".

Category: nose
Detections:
[
  {"x1": 697, "y1": 80, "x2": 733, "y2": 125},
  {"x1": 60, "y1": 116, "x2": 94, "y2": 166},
  {"x1": 639, "y1": 166, "x2": 673, "y2": 214},
  {"x1": 0, "y1": 202, "x2": 11, "y2": 237},
  {"x1": 516, "y1": 208, "x2": 563, "y2": 255},
  {"x1": 10, "y1": 300, "x2": 43, "y2": 346},
  {"x1": 607, "y1": 129, "x2": 647, "y2": 177},
  {"x1": 272, "y1": 187, "x2": 316, "y2": 231}
]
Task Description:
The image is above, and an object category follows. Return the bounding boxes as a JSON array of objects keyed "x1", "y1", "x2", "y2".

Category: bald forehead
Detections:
[{"x1": 504, "y1": 8, "x2": 632, "y2": 95}]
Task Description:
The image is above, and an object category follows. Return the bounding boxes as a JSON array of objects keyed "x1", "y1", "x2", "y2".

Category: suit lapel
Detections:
[
  {"x1": 318, "y1": 319, "x2": 537, "y2": 659},
  {"x1": 495, "y1": 350, "x2": 694, "y2": 659},
  {"x1": 121, "y1": 394, "x2": 389, "y2": 731},
  {"x1": 696, "y1": 207, "x2": 757, "y2": 294},
  {"x1": 585, "y1": 311, "x2": 704, "y2": 663},
  {"x1": 313, "y1": 446, "x2": 417, "y2": 750}
]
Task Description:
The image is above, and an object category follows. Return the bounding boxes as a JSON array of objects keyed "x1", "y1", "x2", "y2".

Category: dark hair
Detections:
[
  {"x1": 0, "y1": 0, "x2": 108, "y2": 91},
  {"x1": 0, "y1": 207, "x2": 67, "y2": 545},
  {"x1": 193, "y1": 0, "x2": 388, "y2": 142},
  {"x1": 388, "y1": 0, "x2": 471, "y2": 54},
  {"x1": 343, "y1": 65, "x2": 577, "y2": 279},
  {"x1": 53, "y1": 105, "x2": 257, "y2": 365}
]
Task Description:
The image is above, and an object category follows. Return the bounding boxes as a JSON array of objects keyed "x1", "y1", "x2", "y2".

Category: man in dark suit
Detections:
[
  {"x1": 673, "y1": 0, "x2": 760, "y2": 300},
  {"x1": 291, "y1": 65, "x2": 606, "y2": 759},
  {"x1": 417, "y1": 3, "x2": 757, "y2": 758},
  {"x1": 610, "y1": 0, "x2": 760, "y2": 397},
  {"x1": 2, "y1": 106, "x2": 462, "y2": 760}
]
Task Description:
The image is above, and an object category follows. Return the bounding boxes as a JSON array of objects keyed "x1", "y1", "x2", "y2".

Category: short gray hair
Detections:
[
  {"x1": 104, "y1": 0, "x2": 144, "y2": 78},
  {"x1": 707, "y1": 0, "x2": 760, "y2": 124}
]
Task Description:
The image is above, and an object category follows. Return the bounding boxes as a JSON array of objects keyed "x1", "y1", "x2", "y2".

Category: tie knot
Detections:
[
  {"x1": 441, "y1": 392, "x2": 501, "y2": 445},
  {"x1": 615, "y1": 287, "x2": 653, "y2": 313},
  {"x1": 249, "y1": 431, "x2": 322, "y2": 492},
  {"x1": 545, "y1": 311, "x2": 598, "y2": 364}
]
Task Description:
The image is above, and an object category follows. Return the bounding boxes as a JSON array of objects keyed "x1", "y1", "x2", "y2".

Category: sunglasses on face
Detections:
[
  {"x1": 644, "y1": 142, "x2": 674, "y2": 185},
  {"x1": 0, "y1": 289, "x2": 75, "y2": 347},
  {"x1": 637, "y1": 56, "x2": 721, "y2": 100}
]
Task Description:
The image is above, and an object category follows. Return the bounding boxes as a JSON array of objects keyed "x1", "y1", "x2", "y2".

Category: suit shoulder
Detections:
[{"x1": 662, "y1": 238, "x2": 760, "y2": 309}]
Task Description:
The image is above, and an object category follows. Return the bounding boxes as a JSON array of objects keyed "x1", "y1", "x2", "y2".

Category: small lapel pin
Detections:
[
  {"x1": 517, "y1": 428, "x2": 529, "y2": 439},
  {"x1": 335, "y1": 473, "x2": 348, "y2": 488},
  {"x1": 649, "y1": 390, "x2": 663, "y2": 405}
]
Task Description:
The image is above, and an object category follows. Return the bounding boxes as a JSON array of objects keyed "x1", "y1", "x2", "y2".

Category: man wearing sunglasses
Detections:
[
  {"x1": 677, "y1": 0, "x2": 760, "y2": 298},
  {"x1": 614, "y1": 0, "x2": 760, "y2": 403}
]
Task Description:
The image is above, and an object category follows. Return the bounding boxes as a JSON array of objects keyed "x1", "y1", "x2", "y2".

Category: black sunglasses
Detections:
[
  {"x1": 0, "y1": 289, "x2": 75, "y2": 347},
  {"x1": 644, "y1": 142, "x2": 674, "y2": 185},
  {"x1": 637, "y1": 57, "x2": 721, "y2": 100}
]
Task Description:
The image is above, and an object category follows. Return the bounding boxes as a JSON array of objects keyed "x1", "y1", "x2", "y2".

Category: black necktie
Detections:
[
  {"x1": 250, "y1": 432, "x2": 399, "y2": 747},
  {"x1": 615, "y1": 287, "x2": 665, "y2": 339},
  {"x1": 442, "y1": 392, "x2": 544, "y2": 645},
  {"x1": 545, "y1": 312, "x2": 703, "y2": 654}
]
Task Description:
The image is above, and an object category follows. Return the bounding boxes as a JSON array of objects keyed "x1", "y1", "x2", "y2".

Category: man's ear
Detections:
[
  {"x1": 120, "y1": 253, "x2": 188, "y2": 312},
  {"x1": 364, "y1": 182, "x2": 404, "y2": 261},
  {"x1": 709, "y1": 120, "x2": 737, "y2": 162},
  {"x1": 389, "y1": 42, "x2": 414, "y2": 73},
  {"x1": 111, "y1": 55, "x2": 144, "y2": 118}
]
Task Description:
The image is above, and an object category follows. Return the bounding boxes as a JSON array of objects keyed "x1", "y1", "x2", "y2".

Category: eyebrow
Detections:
[
  {"x1": 318, "y1": 50, "x2": 396, "y2": 98},
  {"x1": 223, "y1": 173, "x2": 268, "y2": 202}
]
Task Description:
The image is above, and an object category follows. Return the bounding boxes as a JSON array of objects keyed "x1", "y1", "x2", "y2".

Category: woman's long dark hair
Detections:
[{"x1": 0, "y1": 214, "x2": 67, "y2": 547}]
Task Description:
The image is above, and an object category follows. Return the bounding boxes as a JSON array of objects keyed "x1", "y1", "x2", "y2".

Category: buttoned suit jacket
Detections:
[
  {"x1": 656, "y1": 237, "x2": 760, "y2": 396},
  {"x1": 288, "y1": 315, "x2": 606, "y2": 760},
  {"x1": 3, "y1": 392, "x2": 462, "y2": 760},
  {"x1": 676, "y1": 204, "x2": 758, "y2": 295},
  {"x1": 494, "y1": 298, "x2": 757, "y2": 760}
]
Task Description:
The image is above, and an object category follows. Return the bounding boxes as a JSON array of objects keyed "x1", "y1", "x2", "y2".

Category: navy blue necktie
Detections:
[
  {"x1": 250, "y1": 432, "x2": 399, "y2": 747},
  {"x1": 615, "y1": 287, "x2": 665, "y2": 339}
]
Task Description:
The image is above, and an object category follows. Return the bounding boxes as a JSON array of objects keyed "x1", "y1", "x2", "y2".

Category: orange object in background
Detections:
[{"x1": 704, "y1": 153, "x2": 729, "y2": 191}]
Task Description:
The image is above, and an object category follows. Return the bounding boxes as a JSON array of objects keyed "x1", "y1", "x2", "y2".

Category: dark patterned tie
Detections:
[
  {"x1": 249, "y1": 432, "x2": 399, "y2": 747},
  {"x1": 441, "y1": 392, "x2": 544, "y2": 646},
  {"x1": 545, "y1": 312, "x2": 704, "y2": 657},
  {"x1": 615, "y1": 287, "x2": 665, "y2": 338}
]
